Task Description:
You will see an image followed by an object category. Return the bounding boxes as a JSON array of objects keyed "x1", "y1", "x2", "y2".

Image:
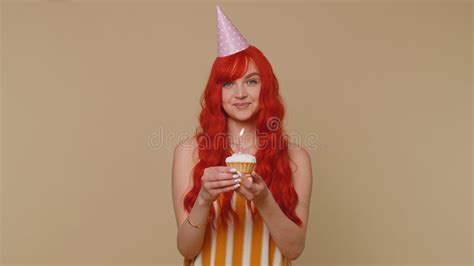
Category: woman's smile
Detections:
[{"x1": 234, "y1": 102, "x2": 251, "y2": 109}]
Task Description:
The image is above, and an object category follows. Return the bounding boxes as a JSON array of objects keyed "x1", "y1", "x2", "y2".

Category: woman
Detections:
[{"x1": 172, "y1": 5, "x2": 313, "y2": 266}]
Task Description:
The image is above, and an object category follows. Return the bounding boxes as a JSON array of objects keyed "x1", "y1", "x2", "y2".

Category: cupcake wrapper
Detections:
[{"x1": 226, "y1": 162, "x2": 256, "y2": 174}]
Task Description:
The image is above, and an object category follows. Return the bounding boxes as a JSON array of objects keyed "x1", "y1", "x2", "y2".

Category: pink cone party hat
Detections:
[{"x1": 216, "y1": 5, "x2": 250, "y2": 57}]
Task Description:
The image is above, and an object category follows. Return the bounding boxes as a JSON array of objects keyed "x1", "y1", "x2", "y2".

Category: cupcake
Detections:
[{"x1": 225, "y1": 153, "x2": 257, "y2": 174}]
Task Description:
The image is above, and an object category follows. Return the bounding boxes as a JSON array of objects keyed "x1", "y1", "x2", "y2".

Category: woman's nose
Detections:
[{"x1": 235, "y1": 83, "x2": 248, "y2": 98}]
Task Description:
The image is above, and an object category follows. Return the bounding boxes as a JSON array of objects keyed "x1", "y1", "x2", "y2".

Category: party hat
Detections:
[{"x1": 216, "y1": 5, "x2": 250, "y2": 57}]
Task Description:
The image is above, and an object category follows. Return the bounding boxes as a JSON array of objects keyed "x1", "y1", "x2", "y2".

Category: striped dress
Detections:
[{"x1": 184, "y1": 192, "x2": 292, "y2": 266}]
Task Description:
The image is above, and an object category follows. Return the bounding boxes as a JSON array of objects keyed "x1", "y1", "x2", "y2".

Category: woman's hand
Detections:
[
  {"x1": 198, "y1": 166, "x2": 241, "y2": 204},
  {"x1": 236, "y1": 171, "x2": 269, "y2": 204}
]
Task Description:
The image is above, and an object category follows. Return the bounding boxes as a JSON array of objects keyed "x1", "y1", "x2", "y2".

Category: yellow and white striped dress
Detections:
[{"x1": 184, "y1": 192, "x2": 292, "y2": 266}]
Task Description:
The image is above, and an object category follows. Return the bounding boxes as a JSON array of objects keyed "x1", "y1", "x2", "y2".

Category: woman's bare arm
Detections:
[
  {"x1": 253, "y1": 144, "x2": 313, "y2": 261},
  {"x1": 172, "y1": 137, "x2": 239, "y2": 260},
  {"x1": 172, "y1": 137, "x2": 209, "y2": 260}
]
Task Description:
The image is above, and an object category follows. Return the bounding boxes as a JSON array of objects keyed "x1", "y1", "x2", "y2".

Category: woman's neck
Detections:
[{"x1": 227, "y1": 118, "x2": 257, "y2": 153}]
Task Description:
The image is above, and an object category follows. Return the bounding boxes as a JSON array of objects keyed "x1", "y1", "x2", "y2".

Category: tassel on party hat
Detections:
[{"x1": 216, "y1": 5, "x2": 250, "y2": 57}]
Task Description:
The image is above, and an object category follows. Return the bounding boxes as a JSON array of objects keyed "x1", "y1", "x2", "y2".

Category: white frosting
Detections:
[{"x1": 225, "y1": 153, "x2": 256, "y2": 163}]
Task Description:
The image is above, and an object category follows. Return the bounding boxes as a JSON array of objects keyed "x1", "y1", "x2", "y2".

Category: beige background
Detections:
[{"x1": 1, "y1": 0, "x2": 472, "y2": 265}]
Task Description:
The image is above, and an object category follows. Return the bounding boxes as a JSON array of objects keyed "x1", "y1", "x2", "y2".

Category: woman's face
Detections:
[{"x1": 221, "y1": 60, "x2": 261, "y2": 122}]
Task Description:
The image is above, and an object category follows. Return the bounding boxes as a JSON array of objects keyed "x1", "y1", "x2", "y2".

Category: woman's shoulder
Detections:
[
  {"x1": 287, "y1": 142, "x2": 312, "y2": 173},
  {"x1": 288, "y1": 142, "x2": 311, "y2": 161},
  {"x1": 174, "y1": 136, "x2": 200, "y2": 164}
]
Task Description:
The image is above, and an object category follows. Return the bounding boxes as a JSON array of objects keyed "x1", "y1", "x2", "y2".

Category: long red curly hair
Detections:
[{"x1": 183, "y1": 45, "x2": 302, "y2": 229}]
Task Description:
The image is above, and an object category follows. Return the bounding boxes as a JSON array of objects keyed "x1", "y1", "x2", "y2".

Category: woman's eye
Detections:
[
  {"x1": 223, "y1": 82, "x2": 234, "y2": 88},
  {"x1": 247, "y1": 79, "x2": 258, "y2": 85}
]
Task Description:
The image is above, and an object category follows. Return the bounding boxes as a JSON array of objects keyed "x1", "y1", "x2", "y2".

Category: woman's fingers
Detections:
[
  {"x1": 202, "y1": 169, "x2": 241, "y2": 190},
  {"x1": 208, "y1": 166, "x2": 232, "y2": 172},
  {"x1": 213, "y1": 172, "x2": 234, "y2": 180},
  {"x1": 236, "y1": 185, "x2": 253, "y2": 199},
  {"x1": 208, "y1": 178, "x2": 241, "y2": 189},
  {"x1": 205, "y1": 167, "x2": 239, "y2": 181},
  {"x1": 215, "y1": 183, "x2": 240, "y2": 193},
  {"x1": 236, "y1": 174, "x2": 267, "y2": 200},
  {"x1": 199, "y1": 167, "x2": 241, "y2": 202},
  {"x1": 250, "y1": 171, "x2": 264, "y2": 184},
  {"x1": 242, "y1": 174, "x2": 253, "y2": 188},
  {"x1": 204, "y1": 171, "x2": 234, "y2": 180}
]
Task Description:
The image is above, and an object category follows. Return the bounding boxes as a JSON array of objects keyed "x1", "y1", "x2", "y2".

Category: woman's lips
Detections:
[{"x1": 234, "y1": 103, "x2": 250, "y2": 109}]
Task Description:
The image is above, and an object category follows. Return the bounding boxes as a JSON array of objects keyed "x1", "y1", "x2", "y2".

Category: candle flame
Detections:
[{"x1": 239, "y1": 128, "x2": 245, "y2": 137}]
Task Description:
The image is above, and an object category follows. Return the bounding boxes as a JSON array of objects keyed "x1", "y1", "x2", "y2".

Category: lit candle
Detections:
[{"x1": 238, "y1": 128, "x2": 245, "y2": 154}]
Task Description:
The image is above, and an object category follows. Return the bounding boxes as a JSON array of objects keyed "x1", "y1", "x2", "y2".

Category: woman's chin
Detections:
[{"x1": 229, "y1": 112, "x2": 258, "y2": 122}]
